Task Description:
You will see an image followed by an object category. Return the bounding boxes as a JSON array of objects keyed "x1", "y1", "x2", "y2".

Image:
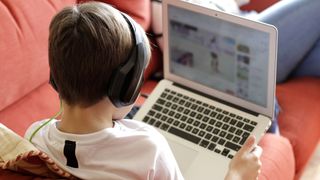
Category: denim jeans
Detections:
[{"x1": 255, "y1": 0, "x2": 320, "y2": 83}]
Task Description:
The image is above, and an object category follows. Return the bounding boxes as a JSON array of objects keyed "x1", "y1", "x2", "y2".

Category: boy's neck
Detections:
[{"x1": 58, "y1": 99, "x2": 114, "y2": 134}]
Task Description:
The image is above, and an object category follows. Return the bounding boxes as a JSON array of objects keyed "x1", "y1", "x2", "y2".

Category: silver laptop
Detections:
[{"x1": 134, "y1": 0, "x2": 278, "y2": 179}]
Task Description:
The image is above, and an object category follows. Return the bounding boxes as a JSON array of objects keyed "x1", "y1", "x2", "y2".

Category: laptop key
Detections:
[
  {"x1": 236, "y1": 121, "x2": 244, "y2": 128},
  {"x1": 186, "y1": 125, "x2": 193, "y2": 131},
  {"x1": 209, "y1": 119, "x2": 216, "y2": 125},
  {"x1": 210, "y1": 111, "x2": 217, "y2": 118},
  {"x1": 199, "y1": 123, "x2": 206, "y2": 129},
  {"x1": 172, "y1": 104, "x2": 178, "y2": 110},
  {"x1": 206, "y1": 125, "x2": 213, "y2": 132},
  {"x1": 216, "y1": 108, "x2": 222, "y2": 112},
  {"x1": 250, "y1": 121, "x2": 258, "y2": 126},
  {"x1": 187, "y1": 118, "x2": 193, "y2": 124},
  {"x1": 236, "y1": 115, "x2": 243, "y2": 120},
  {"x1": 160, "y1": 124, "x2": 169, "y2": 131},
  {"x1": 230, "y1": 119, "x2": 237, "y2": 125},
  {"x1": 229, "y1": 113, "x2": 236, "y2": 117},
  {"x1": 152, "y1": 104, "x2": 162, "y2": 112},
  {"x1": 226, "y1": 133, "x2": 234, "y2": 140},
  {"x1": 162, "y1": 108, "x2": 169, "y2": 114},
  {"x1": 148, "y1": 110, "x2": 156, "y2": 116},
  {"x1": 214, "y1": 149, "x2": 221, "y2": 154},
  {"x1": 156, "y1": 98, "x2": 165, "y2": 105},
  {"x1": 143, "y1": 116, "x2": 150, "y2": 123},
  {"x1": 185, "y1": 102, "x2": 192, "y2": 108},
  {"x1": 160, "y1": 93, "x2": 167, "y2": 98},
  {"x1": 203, "y1": 116, "x2": 209, "y2": 123},
  {"x1": 192, "y1": 128, "x2": 199, "y2": 134},
  {"x1": 212, "y1": 128, "x2": 220, "y2": 135},
  {"x1": 181, "y1": 115, "x2": 188, "y2": 121},
  {"x1": 154, "y1": 121, "x2": 162, "y2": 128},
  {"x1": 215, "y1": 122, "x2": 222, "y2": 128},
  {"x1": 218, "y1": 139, "x2": 226, "y2": 145},
  {"x1": 243, "y1": 124, "x2": 255, "y2": 132},
  {"x1": 239, "y1": 132, "x2": 250, "y2": 145},
  {"x1": 208, "y1": 143, "x2": 216, "y2": 151},
  {"x1": 167, "y1": 95, "x2": 173, "y2": 100},
  {"x1": 235, "y1": 129, "x2": 243, "y2": 136},
  {"x1": 167, "y1": 118, "x2": 174, "y2": 124},
  {"x1": 193, "y1": 121, "x2": 200, "y2": 127},
  {"x1": 149, "y1": 118, "x2": 156, "y2": 125},
  {"x1": 173, "y1": 120, "x2": 180, "y2": 126},
  {"x1": 190, "y1": 112, "x2": 196, "y2": 117},
  {"x1": 198, "y1": 130, "x2": 205, "y2": 137},
  {"x1": 204, "y1": 109, "x2": 210, "y2": 115},
  {"x1": 222, "y1": 148, "x2": 230, "y2": 156},
  {"x1": 228, "y1": 154, "x2": 234, "y2": 159},
  {"x1": 183, "y1": 109, "x2": 190, "y2": 115},
  {"x1": 179, "y1": 123, "x2": 187, "y2": 129},
  {"x1": 228, "y1": 126, "x2": 236, "y2": 133},
  {"x1": 168, "y1": 127, "x2": 201, "y2": 144},
  {"x1": 160, "y1": 116, "x2": 168, "y2": 122},
  {"x1": 225, "y1": 141, "x2": 241, "y2": 151},
  {"x1": 232, "y1": 136, "x2": 241, "y2": 143},
  {"x1": 205, "y1": 133, "x2": 212, "y2": 140},
  {"x1": 197, "y1": 106, "x2": 204, "y2": 113},
  {"x1": 216, "y1": 114, "x2": 224, "y2": 120},
  {"x1": 177, "y1": 107, "x2": 184, "y2": 112},
  {"x1": 222, "y1": 111, "x2": 229, "y2": 115},
  {"x1": 200, "y1": 140, "x2": 209, "y2": 148},
  {"x1": 211, "y1": 136, "x2": 219, "y2": 143}
]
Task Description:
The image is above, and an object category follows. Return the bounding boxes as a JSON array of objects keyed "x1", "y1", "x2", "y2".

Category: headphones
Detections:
[{"x1": 50, "y1": 12, "x2": 148, "y2": 108}]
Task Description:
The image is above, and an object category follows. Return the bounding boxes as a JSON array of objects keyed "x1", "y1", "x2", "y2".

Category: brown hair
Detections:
[{"x1": 49, "y1": 2, "x2": 150, "y2": 107}]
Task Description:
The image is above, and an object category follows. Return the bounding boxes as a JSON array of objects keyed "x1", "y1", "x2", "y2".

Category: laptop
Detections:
[{"x1": 134, "y1": 0, "x2": 278, "y2": 179}]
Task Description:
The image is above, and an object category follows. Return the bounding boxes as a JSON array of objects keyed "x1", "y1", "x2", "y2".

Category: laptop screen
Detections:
[{"x1": 168, "y1": 5, "x2": 270, "y2": 107}]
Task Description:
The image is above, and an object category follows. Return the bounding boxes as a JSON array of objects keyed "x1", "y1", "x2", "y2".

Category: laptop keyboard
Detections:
[{"x1": 142, "y1": 88, "x2": 257, "y2": 159}]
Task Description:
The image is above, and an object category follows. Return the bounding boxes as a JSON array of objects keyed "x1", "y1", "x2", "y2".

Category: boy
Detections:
[{"x1": 25, "y1": 2, "x2": 262, "y2": 179}]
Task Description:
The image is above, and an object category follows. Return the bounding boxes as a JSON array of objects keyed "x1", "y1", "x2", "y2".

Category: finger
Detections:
[
  {"x1": 238, "y1": 135, "x2": 256, "y2": 154},
  {"x1": 250, "y1": 145, "x2": 263, "y2": 158}
]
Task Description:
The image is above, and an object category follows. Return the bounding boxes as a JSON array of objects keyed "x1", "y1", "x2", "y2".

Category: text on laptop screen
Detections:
[{"x1": 168, "y1": 5, "x2": 270, "y2": 107}]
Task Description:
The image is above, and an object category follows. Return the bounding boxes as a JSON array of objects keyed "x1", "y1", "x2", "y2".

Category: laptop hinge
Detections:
[{"x1": 173, "y1": 82, "x2": 259, "y2": 117}]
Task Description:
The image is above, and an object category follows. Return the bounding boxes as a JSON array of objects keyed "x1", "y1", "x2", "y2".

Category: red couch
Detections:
[{"x1": 0, "y1": 0, "x2": 319, "y2": 179}]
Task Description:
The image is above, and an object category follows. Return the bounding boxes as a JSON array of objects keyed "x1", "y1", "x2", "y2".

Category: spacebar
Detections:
[{"x1": 168, "y1": 127, "x2": 201, "y2": 144}]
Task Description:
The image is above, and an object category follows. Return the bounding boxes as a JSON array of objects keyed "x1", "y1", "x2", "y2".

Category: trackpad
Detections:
[{"x1": 167, "y1": 140, "x2": 198, "y2": 173}]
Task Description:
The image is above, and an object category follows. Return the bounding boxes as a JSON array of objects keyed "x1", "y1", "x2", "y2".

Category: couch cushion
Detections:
[
  {"x1": 0, "y1": 0, "x2": 75, "y2": 112},
  {"x1": 276, "y1": 77, "x2": 320, "y2": 178},
  {"x1": 0, "y1": 83, "x2": 60, "y2": 137},
  {"x1": 258, "y1": 134, "x2": 295, "y2": 180}
]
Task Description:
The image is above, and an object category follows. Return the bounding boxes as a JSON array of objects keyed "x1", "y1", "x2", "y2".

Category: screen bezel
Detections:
[{"x1": 163, "y1": 0, "x2": 278, "y2": 118}]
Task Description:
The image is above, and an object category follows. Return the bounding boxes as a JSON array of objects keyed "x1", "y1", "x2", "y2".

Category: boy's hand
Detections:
[{"x1": 225, "y1": 136, "x2": 262, "y2": 180}]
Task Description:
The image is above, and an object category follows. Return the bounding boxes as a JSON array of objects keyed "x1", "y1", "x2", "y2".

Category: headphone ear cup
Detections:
[
  {"x1": 122, "y1": 44, "x2": 146, "y2": 104},
  {"x1": 108, "y1": 44, "x2": 146, "y2": 107}
]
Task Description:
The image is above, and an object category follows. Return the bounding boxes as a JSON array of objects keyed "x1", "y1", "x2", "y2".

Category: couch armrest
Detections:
[
  {"x1": 240, "y1": 0, "x2": 279, "y2": 12},
  {"x1": 258, "y1": 134, "x2": 295, "y2": 180}
]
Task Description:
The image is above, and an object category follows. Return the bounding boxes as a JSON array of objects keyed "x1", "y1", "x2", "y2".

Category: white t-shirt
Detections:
[{"x1": 24, "y1": 119, "x2": 183, "y2": 180}]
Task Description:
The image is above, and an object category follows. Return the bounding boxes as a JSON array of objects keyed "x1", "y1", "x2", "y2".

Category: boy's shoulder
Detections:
[{"x1": 24, "y1": 119, "x2": 53, "y2": 140}]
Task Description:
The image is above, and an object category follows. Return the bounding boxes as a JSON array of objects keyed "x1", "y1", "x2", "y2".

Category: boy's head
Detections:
[{"x1": 49, "y1": 2, "x2": 151, "y2": 108}]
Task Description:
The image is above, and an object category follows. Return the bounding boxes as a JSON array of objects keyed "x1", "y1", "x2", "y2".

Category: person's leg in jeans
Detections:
[
  {"x1": 255, "y1": 0, "x2": 320, "y2": 83},
  {"x1": 292, "y1": 38, "x2": 320, "y2": 77}
]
